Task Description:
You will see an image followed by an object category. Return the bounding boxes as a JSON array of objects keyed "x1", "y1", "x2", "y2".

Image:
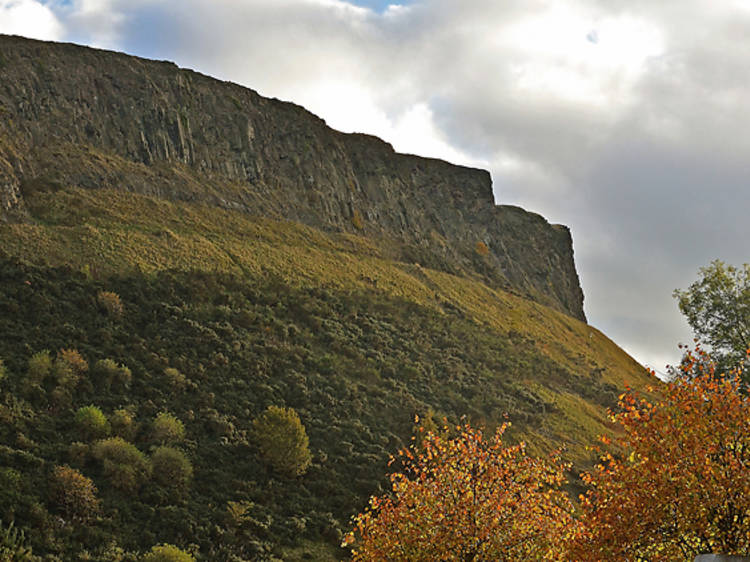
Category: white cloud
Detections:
[{"x1": 0, "y1": 0, "x2": 63, "y2": 40}]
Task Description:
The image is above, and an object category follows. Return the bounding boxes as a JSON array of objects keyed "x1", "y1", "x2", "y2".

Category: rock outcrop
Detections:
[{"x1": 0, "y1": 35, "x2": 585, "y2": 320}]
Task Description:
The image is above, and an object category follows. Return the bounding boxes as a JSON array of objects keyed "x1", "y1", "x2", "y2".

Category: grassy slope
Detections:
[{"x1": 0, "y1": 186, "x2": 652, "y2": 559}]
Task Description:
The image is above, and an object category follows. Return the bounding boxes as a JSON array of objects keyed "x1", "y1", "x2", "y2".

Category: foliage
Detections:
[
  {"x1": 0, "y1": 358, "x2": 6, "y2": 383},
  {"x1": 0, "y1": 520, "x2": 37, "y2": 561},
  {"x1": 25, "y1": 350, "x2": 52, "y2": 386},
  {"x1": 97, "y1": 290, "x2": 124, "y2": 318},
  {"x1": 151, "y1": 447, "x2": 193, "y2": 490},
  {"x1": 252, "y1": 406, "x2": 312, "y2": 478},
  {"x1": 49, "y1": 465, "x2": 100, "y2": 522},
  {"x1": 674, "y1": 260, "x2": 750, "y2": 372},
  {"x1": 93, "y1": 358, "x2": 132, "y2": 389},
  {"x1": 56, "y1": 348, "x2": 88, "y2": 377},
  {"x1": 141, "y1": 543, "x2": 195, "y2": 562},
  {"x1": 345, "y1": 422, "x2": 576, "y2": 561},
  {"x1": 110, "y1": 408, "x2": 137, "y2": 441},
  {"x1": 75, "y1": 405, "x2": 111, "y2": 441},
  {"x1": 571, "y1": 349, "x2": 750, "y2": 560},
  {"x1": 150, "y1": 412, "x2": 185, "y2": 445},
  {"x1": 474, "y1": 241, "x2": 489, "y2": 256},
  {"x1": 91, "y1": 437, "x2": 151, "y2": 492}
]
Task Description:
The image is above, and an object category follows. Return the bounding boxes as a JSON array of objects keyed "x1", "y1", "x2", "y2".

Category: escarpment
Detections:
[{"x1": 0, "y1": 34, "x2": 585, "y2": 320}]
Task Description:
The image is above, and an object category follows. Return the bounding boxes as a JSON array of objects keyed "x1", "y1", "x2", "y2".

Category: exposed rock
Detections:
[{"x1": 0, "y1": 34, "x2": 585, "y2": 320}]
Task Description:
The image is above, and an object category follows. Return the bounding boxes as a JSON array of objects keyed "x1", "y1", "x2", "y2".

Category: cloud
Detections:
[
  {"x1": 0, "y1": 0, "x2": 63, "y2": 40},
  {"x1": 17, "y1": 0, "x2": 750, "y2": 368}
]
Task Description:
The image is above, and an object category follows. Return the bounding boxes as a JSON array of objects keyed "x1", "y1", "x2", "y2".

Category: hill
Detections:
[{"x1": 0, "y1": 35, "x2": 651, "y2": 560}]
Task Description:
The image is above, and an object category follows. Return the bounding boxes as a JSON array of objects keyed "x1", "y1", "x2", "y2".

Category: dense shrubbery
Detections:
[
  {"x1": 0, "y1": 257, "x2": 630, "y2": 559},
  {"x1": 252, "y1": 406, "x2": 312, "y2": 477}
]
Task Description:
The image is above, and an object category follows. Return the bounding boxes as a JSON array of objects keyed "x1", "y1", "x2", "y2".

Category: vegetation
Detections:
[
  {"x1": 345, "y1": 421, "x2": 575, "y2": 560},
  {"x1": 0, "y1": 186, "x2": 651, "y2": 558},
  {"x1": 674, "y1": 260, "x2": 750, "y2": 374},
  {"x1": 252, "y1": 406, "x2": 312, "y2": 478},
  {"x1": 572, "y1": 348, "x2": 750, "y2": 559}
]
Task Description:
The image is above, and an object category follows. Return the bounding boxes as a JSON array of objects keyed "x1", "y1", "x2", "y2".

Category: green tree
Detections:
[
  {"x1": 92, "y1": 437, "x2": 151, "y2": 492},
  {"x1": 141, "y1": 543, "x2": 195, "y2": 562},
  {"x1": 151, "y1": 447, "x2": 193, "y2": 490},
  {"x1": 150, "y1": 412, "x2": 185, "y2": 445},
  {"x1": 252, "y1": 406, "x2": 312, "y2": 477},
  {"x1": 674, "y1": 260, "x2": 750, "y2": 372},
  {"x1": 75, "y1": 405, "x2": 111, "y2": 441}
]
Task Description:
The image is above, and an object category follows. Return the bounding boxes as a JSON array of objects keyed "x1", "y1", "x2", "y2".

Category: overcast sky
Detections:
[{"x1": 3, "y1": 0, "x2": 749, "y2": 371}]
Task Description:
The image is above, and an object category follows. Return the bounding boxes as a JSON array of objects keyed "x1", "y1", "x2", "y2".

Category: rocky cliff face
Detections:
[{"x1": 0, "y1": 35, "x2": 585, "y2": 320}]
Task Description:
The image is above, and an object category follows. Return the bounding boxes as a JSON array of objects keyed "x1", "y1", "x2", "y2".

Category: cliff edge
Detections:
[{"x1": 0, "y1": 35, "x2": 585, "y2": 320}]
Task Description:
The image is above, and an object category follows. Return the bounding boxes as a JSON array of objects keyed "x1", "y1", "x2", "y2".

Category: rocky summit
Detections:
[{"x1": 0, "y1": 34, "x2": 585, "y2": 320}]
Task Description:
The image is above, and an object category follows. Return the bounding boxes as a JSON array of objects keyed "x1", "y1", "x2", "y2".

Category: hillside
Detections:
[{"x1": 0, "y1": 36, "x2": 651, "y2": 560}]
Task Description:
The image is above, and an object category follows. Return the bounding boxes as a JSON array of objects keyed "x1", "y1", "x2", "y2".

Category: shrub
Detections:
[
  {"x1": 163, "y1": 368, "x2": 187, "y2": 391},
  {"x1": 26, "y1": 350, "x2": 52, "y2": 385},
  {"x1": 141, "y1": 543, "x2": 195, "y2": 562},
  {"x1": 91, "y1": 437, "x2": 151, "y2": 492},
  {"x1": 475, "y1": 240, "x2": 490, "y2": 256},
  {"x1": 56, "y1": 349, "x2": 88, "y2": 377},
  {"x1": 75, "y1": 405, "x2": 111, "y2": 441},
  {"x1": 68, "y1": 442, "x2": 89, "y2": 467},
  {"x1": 0, "y1": 519, "x2": 35, "y2": 561},
  {"x1": 97, "y1": 290, "x2": 123, "y2": 318},
  {"x1": 151, "y1": 412, "x2": 185, "y2": 445},
  {"x1": 252, "y1": 406, "x2": 312, "y2": 477},
  {"x1": 0, "y1": 359, "x2": 6, "y2": 384},
  {"x1": 93, "y1": 359, "x2": 131, "y2": 389},
  {"x1": 110, "y1": 408, "x2": 137, "y2": 441},
  {"x1": 151, "y1": 447, "x2": 193, "y2": 490},
  {"x1": 351, "y1": 209, "x2": 364, "y2": 230},
  {"x1": 49, "y1": 465, "x2": 100, "y2": 522}
]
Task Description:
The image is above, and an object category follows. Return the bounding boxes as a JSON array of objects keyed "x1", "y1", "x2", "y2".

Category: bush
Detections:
[
  {"x1": 26, "y1": 350, "x2": 52, "y2": 385},
  {"x1": 151, "y1": 447, "x2": 193, "y2": 490},
  {"x1": 141, "y1": 543, "x2": 195, "y2": 562},
  {"x1": 56, "y1": 349, "x2": 88, "y2": 377},
  {"x1": 151, "y1": 412, "x2": 185, "y2": 445},
  {"x1": 475, "y1": 240, "x2": 490, "y2": 256},
  {"x1": 0, "y1": 358, "x2": 6, "y2": 384},
  {"x1": 97, "y1": 290, "x2": 123, "y2": 318},
  {"x1": 163, "y1": 367, "x2": 187, "y2": 391},
  {"x1": 252, "y1": 406, "x2": 311, "y2": 477},
  {"x1": 93, "y1": 359, "x2": 131, "y2": 389},
  {"x1": 110, "y1": 408, "x2": 137, "y2": 441},
  {"x1": 49, "y1": 465, "x2": 100, "y2": 521},
  {"x1": 75, "y1": 405, "x2": 111, "y2": 441},
  {"x1": 91, "y1": 437, "x2": 151, "y2": 492}
]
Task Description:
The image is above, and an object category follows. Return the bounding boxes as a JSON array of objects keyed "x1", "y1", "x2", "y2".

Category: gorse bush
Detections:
[
  {"x1": 75, "y1": 405, "x2": 110, "y2": 440},
  {"x1": 141, "y1": 543, "x2": 195, "y2": 562},
  {"x1": 49, "y1": 465, "x2": 100, "y2": 522},
  {"x1": 151, "y1": 447, "x2": 193, "y2": 490},
  {"x1": 91, "y1": 437, "x2": 151, "y2": 492},
  {"x1": 252, "y1": 406, "x2": 312, "y2": 477},
  {"x1": 97, "y1": 290, "x2": 123, "y2": 318},
  {"x1": 151, "y1": 412, "x2": 185, "y2": 445},
  {"x1": 110, "y1": 408, "x2": 137, "y2": 441}
]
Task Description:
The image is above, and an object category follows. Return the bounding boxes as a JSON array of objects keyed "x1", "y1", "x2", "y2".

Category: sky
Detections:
[{"x1": 2, "y1": 0, "x2": 749, "y2": 371}]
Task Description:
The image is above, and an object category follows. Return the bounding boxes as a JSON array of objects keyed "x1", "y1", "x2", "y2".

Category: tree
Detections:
[
  {"x1": 91, "y1": 437, "x2": 151, "y2": 492},
  {"x1": 343, "y1": 422, "x2": 576, "y2": 561},
  {"x1": 141, "y1": 543, "x2": 195, "y2": 562},
  {"x1": 75, "y1": 405, "x2": 111, "y2": 441},
  {"x1": 49, "y1": 465, "x2": 100, "y2": 522},
  {"x1": 570, "y1": 349, "x2": 750, "y2": 560},
  {"x1": 150, "y1": 412, "x2": 185, "y2": 445},
  {"x1": 151, "y1": 447, "x2": 193, "y2": 490},
  {"x1": 674, "y1": 260, "x2": 750, "y2": 371},
  {"x1": 252, "y1": 406, "x2": 312, "y2": 477}
]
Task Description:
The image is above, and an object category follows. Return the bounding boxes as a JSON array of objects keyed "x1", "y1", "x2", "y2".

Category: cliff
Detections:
[{"x1": 0, "y1": 34, "x2": 585, "y2": 320}]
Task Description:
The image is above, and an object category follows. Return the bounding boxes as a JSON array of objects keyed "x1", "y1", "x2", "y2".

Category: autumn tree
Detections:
[
  {"x1": 674, "y1": 260, "x2": 750, "y2": 373},
  {"x1": 49, "y1": 465, "x2": 100, "y2": 522},
  {"x1": 344, "y1": 421, "x2": 576, "y2": 561},
  {"x1": 252, "y1": 406, "x2": 311, "y2": 477},
  {"x1": 570, "y1": 349, "x2": 750, "y2": 560}
]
